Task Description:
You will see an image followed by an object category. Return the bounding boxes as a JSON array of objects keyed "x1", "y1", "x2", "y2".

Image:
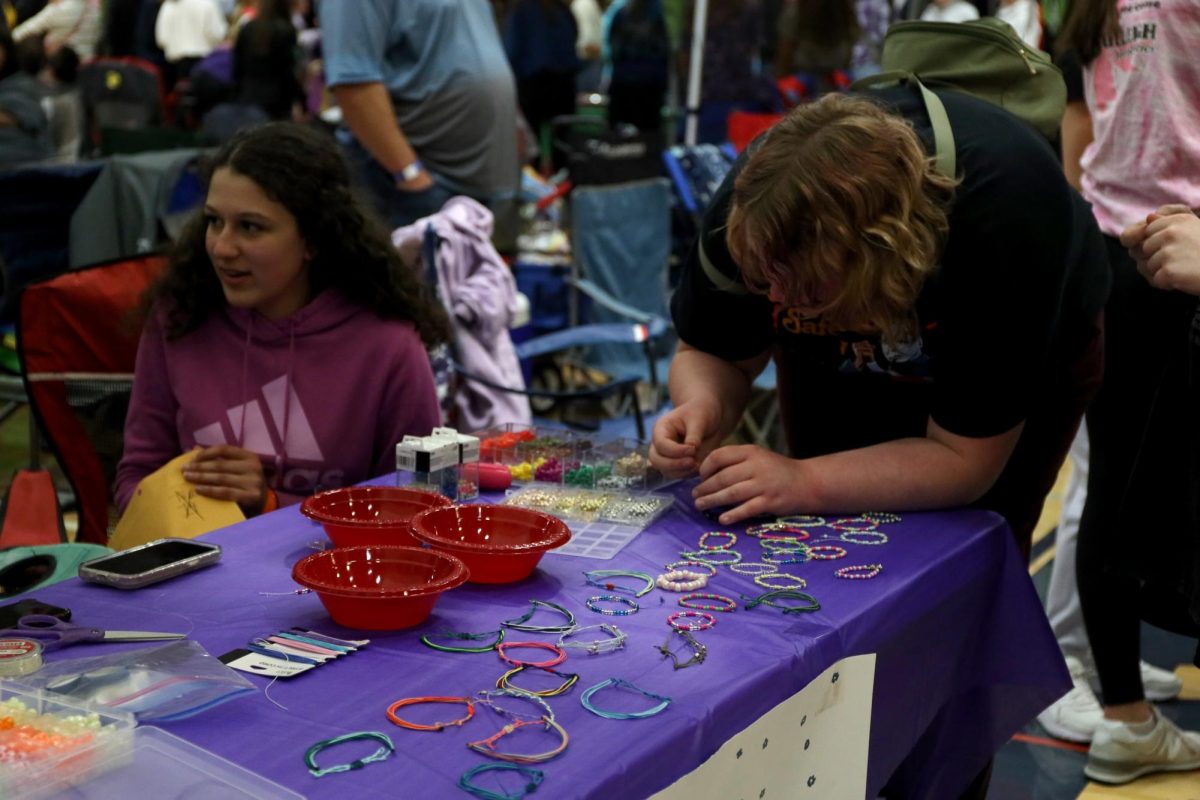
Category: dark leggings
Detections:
[{"x1": 1076, "y1": 234, "x2": 1199, "y2": 705}]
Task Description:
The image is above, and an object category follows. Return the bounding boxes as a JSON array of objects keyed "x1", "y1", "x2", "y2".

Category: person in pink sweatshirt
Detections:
[{"x1": 115, "y1": 122, "x2": 451, "y2": 516}]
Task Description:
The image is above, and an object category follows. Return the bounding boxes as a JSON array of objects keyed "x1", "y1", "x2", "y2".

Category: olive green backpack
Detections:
[{"x1": 852, "y1": 17, "x2": 1067, "y2": 177}]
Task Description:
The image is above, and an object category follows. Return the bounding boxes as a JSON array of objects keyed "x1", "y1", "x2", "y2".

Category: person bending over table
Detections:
[
  {"x1": 649, "y1": 89, "x2": 1109, "y2": 561},
  {"x1": 115, "y1": 122, "x2": 451, "y2": 518}
]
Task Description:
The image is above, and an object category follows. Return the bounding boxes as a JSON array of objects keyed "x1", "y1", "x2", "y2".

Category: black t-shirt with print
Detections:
[{"x1": 672, "y1": 86, "x2": 1110, "y2": 458}]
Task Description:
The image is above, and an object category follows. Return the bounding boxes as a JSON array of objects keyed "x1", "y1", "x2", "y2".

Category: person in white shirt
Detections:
[
  {"x1": 920, "y1": 0, "x2": 980, "y2": 23},
  {"x1": 572, "y1": 0, "x2": 603, "y2": 92},
  {"x1": 995, "y1": 0, "x2": 1042, "y2": 48},
  {"x1": 155, "y1": 0, "x2": 227, "y2": 85},
  {"x1": 12, "y1": 0, "x2": 102, "y2": 60}
]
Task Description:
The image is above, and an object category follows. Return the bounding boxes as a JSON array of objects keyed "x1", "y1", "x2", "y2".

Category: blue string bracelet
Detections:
[
  {"x1": 304, "y1": 731, "x2": 394, "y2": 777},
  {"x1": 741, "y1": 589, "x2": 821, "y2": 615},
  {"x1": 582, "y1": 569, "x2": 655, "y2": 597},
  {"x1": 580, "y1": 677, "x2": 672, "y2": 720},
  {"x1": 458, "y1": 763, "x2": 545, "y2": 800},
  {"x1": 420, "y1": 628, "x2": 505, "y2": 653}
]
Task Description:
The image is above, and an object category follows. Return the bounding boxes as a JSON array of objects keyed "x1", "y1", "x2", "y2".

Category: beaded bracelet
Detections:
[
  {"x1": 586, "y1": 594, "x2": 639, "y2": 616},
  {"x1": 497, "y1": 665, "x2": 580, "y2": 697},
  {"x1": 746, "y1": 521, "x2": 812, "y2": 538},
  {"x1": 655, "y1": 569, "x2": 708, "y2": 592},
  {"x1": 862, "y1": 511, "x2": 901, "y2": 524},
  {"x1": 496, "y1": 641, "x2": 567, "y2": 669},
  {"x1": 679, "y1": 592, "x2": 736, "y2": 612},
  {"x1": 839, "y1": 530, "x2": 889, "y2": 546},
  {"x1": 680, "y1": 549, "x2": 742, "y2": 566},
  {"x1": 828, "y1": 517, "x2": 879, "y2": 532},
  {"x1": 583, "y1": 569, "x2": 655, "y2": 598},
  {"x1": 557, "y1": 623, "x2": 627, "y2": 655},
  {"x1": 729, "y1": 561, "x2": 777, "y2": 576},
  {"x1": 420, "y1": 629, "x2": 505, "y2": 654},
  {"x1": 776, "y1": 515, "x2": 827, "y2": 527},
  {"x1": 698, "y1": 531, "x2": 737, "y2": 551},
  {"x1": 502, "y1": 600, "x2": 577, "y2": 633},
  {"x1": 763, "y1": 550, "x2": 809, "y2": 565},
  {"x1": 386, "y1": 696, "x2": 475, "y2": 731},
  {"x1": 665, "y1": 559, "x2": 717, "y2": 577},
  {"x1": 835, "y1": 563, "x2": 883, "y2": 580},
  {"x1": 741, "y1": 589, "x2": 821, "y2": 615},
  {"x1": 580, "y1": 678, "x2": 672, "y2": 720},
  {"x1": 806, "y1": 544, "x2": 848, "y2": 561},
  {"x1": 476, "y1": 688, "x2": 556, "y2": 724},
  {"x1": 667, "y1": 609, "x2": 716, "y2": 631},
  {"x1": 656, "y1": 628, "x2": 707, "y2": 670},
  {"x1": 458, "y1": 763, "x2": 545, "y2": 800},
  {"x1": 754, "y1": 573, "x2": 807, "y2": 590},
  {"x1": 304, "y1": 731, "x2": 394, "y2": 777},
  {"x1": 467, "y1": 716, "x2": 570, "y2": 763},
  {"x1": 762, "y1": 536, "x2": 810, "y2": 551}
]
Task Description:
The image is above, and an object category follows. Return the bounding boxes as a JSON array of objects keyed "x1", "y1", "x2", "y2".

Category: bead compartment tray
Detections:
[{"x1": 502, "y1": 487, "x2": 675, "y2": 560}]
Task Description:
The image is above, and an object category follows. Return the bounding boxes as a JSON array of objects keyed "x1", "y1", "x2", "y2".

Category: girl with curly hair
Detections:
[{"x1": 115, "y1": 121, "x2": 451, "y2": 517}]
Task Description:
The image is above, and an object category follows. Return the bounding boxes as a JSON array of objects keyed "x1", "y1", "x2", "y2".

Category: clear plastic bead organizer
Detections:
[{"x1": 502, "y1": 486, "x2": 674, "y2": 560}]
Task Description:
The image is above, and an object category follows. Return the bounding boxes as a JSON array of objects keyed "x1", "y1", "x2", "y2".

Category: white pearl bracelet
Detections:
[{"x1": 656, "y1": 570, "x2": 708, "y2": 592}]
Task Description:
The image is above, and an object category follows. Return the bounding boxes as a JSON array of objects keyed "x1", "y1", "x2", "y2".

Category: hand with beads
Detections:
[
  {"x1": 691, "y1": 444, "x2": 808, "y2": 525},
  {"x1": 649, "y1": 396, "x2": 725, "y2": 478}
]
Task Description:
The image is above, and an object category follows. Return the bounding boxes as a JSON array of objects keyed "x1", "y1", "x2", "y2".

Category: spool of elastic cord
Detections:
[{"x1": 0, "y1": 638, "x2": 44, "y2": 678}]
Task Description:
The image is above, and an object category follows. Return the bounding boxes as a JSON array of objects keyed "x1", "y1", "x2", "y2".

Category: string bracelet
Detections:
[
  {"x1": 862, "y1": 511, "x2": 901, "y2": 524},
  {"x1": 839, "y1": 530, "x2": 889, "y2": 546},
  {"x1": 496, "y1": 640, "x2": 567, "y2": 669},
  {"x1": 557, "y1": 623, "x2": 627, "y2": 655},
  {"x1": 776, "y1": 515, "x2": 827, "y2": 528},
  {"x1": 476, "y1": 688, "x2": 556, "y2": 724},
  {"x1": 679, "y1": 592, "x2": 736, "y2": 612},
  {"x1": 698, "y1": 531, "x2": 737, "y2": 551},
  {"x1": 304, "y1": 731, "x2": 394, "y2": 778},
  {"x1": 835, "y1": 563, "x2": 883, "y2": 580},
  {"x1": 581, "y1": 678, "x2": 672, "y2": 720},
  {"x1": 763, "y1": 550, "x2": 809, "y2": 565},
  {"x1": 806, "y1": 544, "x2": 848, "y2": 561},
  {"x1": 420, "y1": 629, "x2": 505, "y2": 654},
  {"x1": 656, "y1": 629, "x2": 707, "y2": 670},
  {"x1": 386, "y1": 696, "x2": 475, "y2": 731},
  {"x1": 667, "y1": 610, "x2": 716, "y2": 631},
  {"x1": 497, "y1": 665, "x2": 580, "y2": 697},
  {"x1": 680, "y1": 549, "x2": 742, "y2": 566},
  {"x1": 467, "y1": 717, "x2": 570, "y2": 764},
  {"x1": 762, "y1": 536, "x2": 810, "y2": 552},
  {"x1": 754, "y1": 573, "x2": 807, "y2": 590},
  {"x1": 655, "y1": 569, "x2": 708, "y2": 592},
  {"x1": 502, "y1": 600, "x2": 577, "y2": 633},
  {"x1": 586, "y1": 594, "x2": 639, "y2": 616},
  {"x1": 583, "y1": 569, "x2": 655, "y2": 598},
  {"x1": 666, "y1": 559, "x2": 717, "y2": 577},
  {"x1": 742, "y1": 589, "x2": 821, "y2": 615},
  {"x1": 458, "y1": 763, "x2": 545, "y2": 800},
  {"x1": 729, "y1": 561, "x2": 776, "y2": 576},
  {"x1": 828, "y1": 517, "x2": 879, "y2": 532}
]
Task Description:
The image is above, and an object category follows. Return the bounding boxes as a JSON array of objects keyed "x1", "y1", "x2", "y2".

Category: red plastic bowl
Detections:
[
  {"x1": 409, "y1": 504, "x2": 571, "y2": 584},
  {"x1": 291, "y1": 545, "x2": 469, "y2": 630},
  {"x1": 300, "y1": 486, "x2": 452, "y2": 548}
]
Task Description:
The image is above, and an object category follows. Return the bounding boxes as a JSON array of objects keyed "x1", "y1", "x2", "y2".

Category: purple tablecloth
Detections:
[{"x1": 31, "y1": 480, "x2": 1069, "y2": 799}]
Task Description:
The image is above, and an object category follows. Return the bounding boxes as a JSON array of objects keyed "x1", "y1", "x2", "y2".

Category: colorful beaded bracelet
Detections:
[
  {"x1": 580, "y1": 677, "x2": 672, "y2": 720},
  {"x1": 680, "y1": 549, "x2": 742, "y2": 566},
  {"x1": 763, "y1": 550, "x2": 809, "y2": 565},
  {"x1": 761, "y1": 532, "x2": 810, "y2": 548},
  {"x1": 835, "y1": 563, "x2": 883, "y2": 580},
  {"x1": 698, "y1": 531, "x2": 737, "y2": 551},
  {"x1": 775, "y1": 515, "x2": 827, "y2": 527},
  {"x1": 467, "y1": 717, "x2": 569, "y2": 763},
  {"x1": 729, "y1": 561, "x2": 777, "y2": 576},
  {"x1": 656, "y1": 628, "x2": 707, "y2": 670},
  {"x1": 667, "y1": 609, "x2": 716, "y2": 631},
  {"x1": 497, "y1": 665, "x2": 580, "y2": 697},
  {"x1": 386, "y1": 696, "x2": 475, "y2": 731},
  {"x1": 806, "y1": 544, "x2": 848, "y2": 561},
  {"x1": 502, "y1": 600, "x2": 577, "y2": 633},
  {"x1": 586, "y1": 594, "x2": 639, "y2": 616},
  {"x1": 458, "y1": 763, "x2": 544, "y2": 800},
  {"x1": 828, "y1": 517, "x2": 879, "y2": 532},
  {"x1": 557, "y1": 623, "x2": 628, "y2": 655},
  {"x1": 495, "y1": 641, "x2": 567, "y2": 669},
  {"x1": 839, "y1": 530, "x2": 889, "y2": 546},
  {"x1": 655, "y1": 569, "x2": 708, "y2": 592},
  {"x1": 665, "y1": 559, "x2": 717, "y2": 577},
  {"x1": 742, "y1": 589, "x2": 821, "y2": 615},
  {"x1": 304, "y1": 731, "x2": 394, "y2": 777},
  {"x1": 420, "y1": 628, "x2": 505, "y2": 653},
  {"x1": 862, "y1": 511, "x2": 901, "y2": 524},
  {"x1": 679, "y1": 592, "x2": 736, "y2": 612},
  {"x1": 754, "y1": 573, "x2": 807, "y2": 590},
  {"x1": 582, "y1": 569, "x2": 655, "y2": 598}
]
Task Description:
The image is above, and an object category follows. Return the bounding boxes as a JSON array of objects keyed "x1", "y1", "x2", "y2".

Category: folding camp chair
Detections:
[
  {"x1": 16, "y1": 254, "x2": 166, "y2": 545},
  {"x1": 76, "y1": 58, "x2": 196, "y2": 156}
]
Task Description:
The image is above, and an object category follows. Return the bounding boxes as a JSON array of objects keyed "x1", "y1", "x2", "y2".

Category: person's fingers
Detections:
[
  {"x1": 1153, "y1": 203, "x2": 1194, "y2": 218},
  {"x1": 649, "y1": 452, "x2": 697, "y2": 478},
  {"x1": 696, "y1": 444, "x2": 752, "y2": 481},
  {"x1": 717, "y1": 495, "x2": 771, "y2": 526},
  {"x1": 652, "y1": 417, "x2": 697, "y2": 459},
  {"x1": 192, "y1": 483, "x2": 254, "y2": 504},
  {"x1": 694, "y1": 472, "x2": 755, "y2": 512},
  {"x1": 1119, "y1": 218, "x2": 1149, "y2": 249}
]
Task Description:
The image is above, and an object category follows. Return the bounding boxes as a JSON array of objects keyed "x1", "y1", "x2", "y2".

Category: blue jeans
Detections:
[{"x1": 337, "y1": 131, "x2": 455, "y2": 229}]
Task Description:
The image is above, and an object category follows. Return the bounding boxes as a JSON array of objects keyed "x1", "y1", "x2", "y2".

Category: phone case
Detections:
[{"x1": 78, "y1": 539, "x2": 222, "y2": 590}]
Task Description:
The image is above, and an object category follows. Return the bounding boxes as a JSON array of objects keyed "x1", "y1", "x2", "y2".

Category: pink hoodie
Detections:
[{"x1": 115, "y1": 290, "x2": 441, "y2": 509}]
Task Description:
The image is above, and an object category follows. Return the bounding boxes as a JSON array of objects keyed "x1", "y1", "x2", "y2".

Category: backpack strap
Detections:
[{"x1": 852, "y1": 70, "x2": 956, "y2": 178}]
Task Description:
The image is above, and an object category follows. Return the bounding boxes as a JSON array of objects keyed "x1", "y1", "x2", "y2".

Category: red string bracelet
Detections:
[
  {"x1": 386, "y1": 696, "x2": 475, "y2": 731},
  {"x1": 496, "y1": 641, "x2": 567, "y2": 669}
]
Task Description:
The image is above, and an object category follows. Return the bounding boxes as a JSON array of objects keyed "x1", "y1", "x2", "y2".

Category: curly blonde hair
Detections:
[{"x1": 726, "y1": 93, "x2": 957, "y2": 342}]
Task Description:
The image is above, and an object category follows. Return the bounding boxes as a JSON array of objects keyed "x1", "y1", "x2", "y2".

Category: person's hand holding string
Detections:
[
  {"x1": 649, "y1": 396, "x2": 725, "y2": 478},
  {"x1": 182, "y1": 445, "x2": 269, "y2": 516}
]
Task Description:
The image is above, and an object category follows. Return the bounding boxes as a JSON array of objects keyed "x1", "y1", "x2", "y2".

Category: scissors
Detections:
[{"x1": 0, "y1": 614, "x2": 185, "y2": 652}]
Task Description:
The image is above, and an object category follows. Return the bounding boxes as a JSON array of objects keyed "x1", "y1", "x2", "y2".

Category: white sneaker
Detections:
[
  {"x1": 1037, "y1": 655, "x2": 1105, "y2": 743},
  {"x1": 1082, "y1": 657, "x2": 1183, "y2": 703},
  {"x1": 1084, "y1": 707, "x2": 1200, "y2": 784}
]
